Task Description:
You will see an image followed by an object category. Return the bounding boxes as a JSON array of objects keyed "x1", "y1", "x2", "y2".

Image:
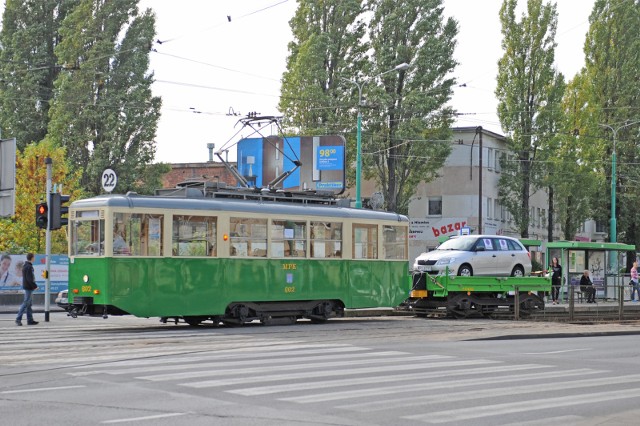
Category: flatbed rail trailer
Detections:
[{"x1": 398, "y1": 271, "x2": 552, "y2": 318}]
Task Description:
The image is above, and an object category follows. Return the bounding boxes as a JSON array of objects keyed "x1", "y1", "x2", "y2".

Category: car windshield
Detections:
[{"x1": 437, "y1": 237, "x2": 477, "y2": 251}]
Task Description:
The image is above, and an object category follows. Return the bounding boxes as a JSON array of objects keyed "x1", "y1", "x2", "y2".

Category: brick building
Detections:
[{"x1": 161, "y1": 162, "x2": 238, "y2": 189}]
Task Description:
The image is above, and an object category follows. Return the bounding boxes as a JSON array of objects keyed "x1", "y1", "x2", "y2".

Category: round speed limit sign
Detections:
[{"x1": 102, "y1": 169, "x2": 118, "y2": 193}]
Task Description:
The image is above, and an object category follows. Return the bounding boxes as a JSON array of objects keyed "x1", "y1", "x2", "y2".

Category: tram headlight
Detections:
[
  {"x1": 93, "y1": 289, "x2": 100, "y2": 295},
  {"x1": 83, "y1": 275, "x2": 89, "y2": 283}
]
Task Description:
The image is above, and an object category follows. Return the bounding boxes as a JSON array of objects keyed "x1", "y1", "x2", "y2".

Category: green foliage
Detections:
[
  {"x1": 48, "y1": 0, "x2": 162, "y2": 196},
  {"x1": 0, "y1": 0, "x2": 78, "y2": 149},
  {"x1": 496, "y1": 0, "x2": 560, "y2": 237},
  {"x1": 0, "y1": 140, "x2": 83, "y2": 254},
  {"x1": 364, "y1": 0, "x2": 456, "y2": 214},
  {"x1": 281, "y1": 0, "x2": 457, "y2": 214},
  {"x1": 582, "y1": 0, "x2": 640, "y2": 249}
]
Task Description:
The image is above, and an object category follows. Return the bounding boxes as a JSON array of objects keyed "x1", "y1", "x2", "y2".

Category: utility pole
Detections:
[
  {"x1": 44, "y1": 157, "x2": 52, "y2": 322},
  {"x1": 476, "y1": 126, "x2": 483, "y2": 234}
]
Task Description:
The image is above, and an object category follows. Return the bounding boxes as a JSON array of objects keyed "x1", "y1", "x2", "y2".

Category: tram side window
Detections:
[
  {"x1": 114, "y1": 213, "x2": 164, "y2": 256},
  {"x1": 310, "y1": 221, "x2": 342, "y2": 258},
  {"x1": 383, "y1": 225, "x2": 407, "y2": 260},
  {"x1": 71, "y1": 212, "x2": 104, "y2": 256},
  {"x1": 230, "y1": 217, "x2": 267, "y2": 257},
  {"x1": 172, "y1": 215, "x2": 217, "y2": 256},
  {"x1": 353, "y1": 224, "x2": 378, "y2": 259},
  {"x1": 272, "y1": 220, "x2": 307, "y2": 257}
]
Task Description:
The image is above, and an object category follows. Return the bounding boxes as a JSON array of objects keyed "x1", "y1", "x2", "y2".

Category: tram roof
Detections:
[{"x1": 70, "y1": 193, "x2": 409, "y2": 223}]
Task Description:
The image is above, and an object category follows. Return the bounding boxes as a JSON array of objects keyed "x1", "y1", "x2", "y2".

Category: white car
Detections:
[
  {"x1": 413, "y1": 235, "x2": 532, "y2": 277},
  {"x1": 55, "y1": 289, "x2": 69, "y2": 309}
]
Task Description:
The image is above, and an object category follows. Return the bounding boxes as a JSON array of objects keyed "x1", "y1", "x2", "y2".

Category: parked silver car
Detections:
[{"x1": 413, "y1": 235, "x2": 532, "y2": 277}]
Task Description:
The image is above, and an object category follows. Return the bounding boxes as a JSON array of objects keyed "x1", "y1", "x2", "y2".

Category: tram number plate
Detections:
[{"x1": 284, "y1": 286, "x2": 296, "y2": 294}]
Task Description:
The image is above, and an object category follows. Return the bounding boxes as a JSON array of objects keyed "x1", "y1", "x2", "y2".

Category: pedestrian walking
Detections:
[{"x1": 15, "y1": 253, "x2": 38, "y2": 326}]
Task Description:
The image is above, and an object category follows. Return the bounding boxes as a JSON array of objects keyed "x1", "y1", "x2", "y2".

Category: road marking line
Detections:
[
  {"x1": 1, "y1": 385, "x2": 86, "y2": 394},
  {"x1": 101, "y1": 412, "x2": 187, "y2": 424},
  {"x1": 283, "y1": 368, "x2": 598, "y2": 404},
  {"x1": 182, "y1": 359, "x2": 500, "y2": 388},
  {"x1": 230, "y1": 364, "x2": 548, "y2": 396},
  {"x1": 405, "y1": 388, "x2": 640, "y2": 423}
]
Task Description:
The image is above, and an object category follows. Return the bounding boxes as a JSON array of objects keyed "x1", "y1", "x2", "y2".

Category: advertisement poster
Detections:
[{"x1": 0, "y1": 254, "x2": 68, "y2": 294}]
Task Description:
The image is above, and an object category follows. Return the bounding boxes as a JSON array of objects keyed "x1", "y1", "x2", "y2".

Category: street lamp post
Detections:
[
  {"x1": 600, "y1": 120, "x2": 640, "y2": 243},
  {"x1": 344, "y1": 62, "x2": 410, "y2": 209}
]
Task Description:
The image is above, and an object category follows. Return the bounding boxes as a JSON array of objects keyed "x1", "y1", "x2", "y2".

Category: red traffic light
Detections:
[{"x1": 35, "y1": 203, "x2": 48, "y2": 229}]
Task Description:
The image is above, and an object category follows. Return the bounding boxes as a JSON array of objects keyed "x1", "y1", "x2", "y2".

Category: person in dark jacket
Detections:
[
  {"x1": 579, "y1": 269, "x2": 596, "y2": 303},
  {"x1": 15, "y1": 253, "x2": 38, "y2": 326},
  {"x1": 549, "y1": 257, "x2": 562, "y2": 305}
]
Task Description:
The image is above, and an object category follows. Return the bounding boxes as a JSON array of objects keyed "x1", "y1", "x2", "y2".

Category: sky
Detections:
[{"x1": 115, "y1": 1, "x2": 594, "y2": 163}]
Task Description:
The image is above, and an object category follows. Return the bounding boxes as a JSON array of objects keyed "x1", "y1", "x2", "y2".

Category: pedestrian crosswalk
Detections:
[{"x1": 4, "y1": 322, "x2": 640, "y2": 424}]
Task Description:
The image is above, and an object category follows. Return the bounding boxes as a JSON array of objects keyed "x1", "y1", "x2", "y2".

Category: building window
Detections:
[
  {"x1": 487, "y1": 198, "x2": 493, "y2": 219},
  {"x1": 596, "y1": 221, "x2": 606, "y2": 233},
  {"x1": 495, "y1": 151, "x2": 503, "y2": 172},
  {"x1": 494, "y1": 199, "x2": 500, "y2": 222},
  {"x1": 428, "y1": 197, "x2": 442, "y2": 216},
  {"x1": 487, "y1": 148, "x2": 494, "y2": 170}
]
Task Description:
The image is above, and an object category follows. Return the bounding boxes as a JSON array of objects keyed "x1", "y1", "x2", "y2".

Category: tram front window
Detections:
[{"x1": 71, "y1": 212, "x2": 104, "y2": 256}]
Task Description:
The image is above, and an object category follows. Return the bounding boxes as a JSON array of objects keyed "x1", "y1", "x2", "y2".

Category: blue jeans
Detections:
[
  {"x1": 632, "y1": 282, "x2": 640, "y2": 301},
  {"x1": 16, "y1": 289, "x2": 34, "y2": 323}
]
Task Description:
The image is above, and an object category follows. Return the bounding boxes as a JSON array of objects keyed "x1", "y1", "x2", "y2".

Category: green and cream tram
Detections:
[{"x1": 66, "y1": 188, "x2": 410, "y2": 325}]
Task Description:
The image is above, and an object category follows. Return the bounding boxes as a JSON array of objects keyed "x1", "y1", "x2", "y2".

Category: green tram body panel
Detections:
[
  {"x1": 69, "y1": 257, "x2": 410, "y2": 318},
  {"x1": 422, "y1": 274, "x2": 552, "y2": 297}
]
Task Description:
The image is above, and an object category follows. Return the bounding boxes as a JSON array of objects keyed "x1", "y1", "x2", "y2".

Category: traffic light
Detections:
[
  {"x1": 50, "y1": 193, "x2": 71, "y2": 230},
  {"x1": 35, "y1": 203, "x2": 48, "y2": 229}
]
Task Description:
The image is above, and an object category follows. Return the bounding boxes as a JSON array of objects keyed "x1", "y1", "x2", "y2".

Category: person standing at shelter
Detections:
[
  {"x1": 550, "y1": 257, "x2": 562, "y2": 305},
  {"x1": 580, "y1": 269, "x2": 596, "y2": 303},
  {"x1": 630, "y1": 261, "x2": 639, "y2": 302},
  {"x1": 15, "y1": 253, "x2": 38, "y2": 326}
]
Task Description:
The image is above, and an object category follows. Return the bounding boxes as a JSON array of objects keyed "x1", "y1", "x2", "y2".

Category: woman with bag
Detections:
[{"x1": 550, "y1": 257, "x2": 562, "y2": 305}]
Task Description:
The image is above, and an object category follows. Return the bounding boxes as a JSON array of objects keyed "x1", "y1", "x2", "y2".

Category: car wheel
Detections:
[
  {"x1": 458, "y1": 264, "x2": 473, "y2": 276},
  {"x1": 511, "y1": 265, "x2": 525, "y2": 277}
]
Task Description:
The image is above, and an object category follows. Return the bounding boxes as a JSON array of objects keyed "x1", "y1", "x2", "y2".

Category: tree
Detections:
[
  {"x1": 364, "y1": 0, "x2": 457, "y2": 214},
  {"x1": 582, "y1": 0, "x2": 640, "y2": 258},
  {"x1": 279, "y1": 0, "x2": 367, "y2": 136},
  {"x1": 47, "y1": 0, "x2": 162, "y2": 196},
  {"x1": 0, "y1": 140, "x2": 83, "y2": 254},
  {"x1": 0, "y1": 0, "x2": 78, "y2": 149},
  {"x1": 496, "y1": 0, "x2": 559, "y2": 238}
]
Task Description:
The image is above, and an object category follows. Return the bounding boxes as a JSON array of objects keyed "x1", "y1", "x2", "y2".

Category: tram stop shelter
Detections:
[{"x1": 546, "y1": 241, "x2": 636, "y2": 302}]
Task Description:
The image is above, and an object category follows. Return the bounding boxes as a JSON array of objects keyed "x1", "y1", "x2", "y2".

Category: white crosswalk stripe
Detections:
[{"x1": 38, "y1": 326, "x2": 636, "y2": 425}]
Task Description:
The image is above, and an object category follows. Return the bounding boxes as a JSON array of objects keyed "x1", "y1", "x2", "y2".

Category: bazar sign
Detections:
[{"x1": 410, "y1": 218, "x2": 468, "y2": 240}]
